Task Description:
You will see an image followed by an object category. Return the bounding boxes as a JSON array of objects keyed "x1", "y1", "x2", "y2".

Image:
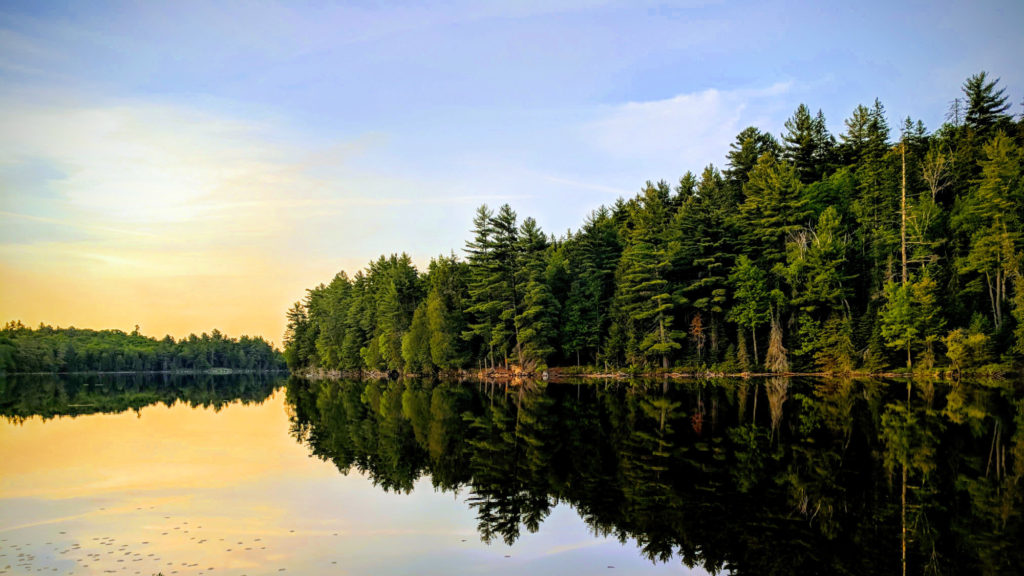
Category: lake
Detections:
[{"x1": 1, "y1": 374, "x2": 1021, "y2": 575}]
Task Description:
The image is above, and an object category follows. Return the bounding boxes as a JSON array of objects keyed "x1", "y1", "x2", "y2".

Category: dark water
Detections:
[{"x1": 1, "y1": 374, "x2": 1022, "y2": 575}]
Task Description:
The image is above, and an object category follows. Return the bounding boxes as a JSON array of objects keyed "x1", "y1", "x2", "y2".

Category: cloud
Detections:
[
  {"x1": 585, "y1": 82, "x2": 792, "y2": 173},
  {"x1": 540, "y1": 174, "x2": 633, "y2": 196},
  {"x1": 0, "y1": 98, "x2": 370, "y2": 338},
  {"x1": 0, "y1": 96, "x2": 541, "y2": 339}
]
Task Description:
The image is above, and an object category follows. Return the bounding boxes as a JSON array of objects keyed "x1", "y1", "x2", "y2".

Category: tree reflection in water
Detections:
[
  {"x1": 1, "y1": 372, "x2": 281, "y2": 422},
  {"x1": 286, "y1": 376, "x2": 1023, "y2": 575}
]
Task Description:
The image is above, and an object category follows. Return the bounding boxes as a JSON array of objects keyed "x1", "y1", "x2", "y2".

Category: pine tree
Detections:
[
  {"x1": 425, "y1": 255, "x2": 470, "y2": 370},
  {"x1": 963, "y1": 71, "x2": 1012, "y2": 133},
  {"x1": 782, "y1": 104, "x2": 835, "y2": 184},
  {"x1": 488, "y1": 204, "x2": 523, "y2": 366},
  {"x1": 782, "y1": 206, "x2": 851, "y2": 316},
  {"x1": 738, "y1": 153, "x2": 812, "y2": 269},
  {"x1": 283, "y1": 301, "x2": 311, "y2": 369},
  {"x1": 464, "y1": 205, "x2": 499, "y2": 368},
  {"x1": 953, "y1": 133, "x2": 1022, "y2": 330},
  {"x1": 725, "y1": 126, "x2": 781, "y2": 188},
  {"x1": 781, "y1": 206, "x2": 853, "y2": 369},
  {"x1": 562, "y1": 207, "x2": 621, "y2": 365},
  {"x1": 313, "y1": 272, "x2": 352, "y2": 369},
  {"x1": 402, "y1": 302, "x2": 432, "y2": 373},
  {"x1": 728, "y1": 255, "x2": 770, "y2": 367},
  {"x1": 611, "y1": 183, "x2": 682, "y2": 368},
  {"x1": 670, "y1": 166, "x2": 735, "y2": 362},
  {"x1": 371, "y1": 254, "x2": 421, "y2": 371},
  {"x1": 514, "y1": 217, "x2": 558, "y2": 369}
]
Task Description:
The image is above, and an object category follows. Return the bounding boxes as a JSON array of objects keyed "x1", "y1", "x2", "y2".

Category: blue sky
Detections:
[{"x1": 1, "y1": 0, "x2": 1022, "y2": 341}]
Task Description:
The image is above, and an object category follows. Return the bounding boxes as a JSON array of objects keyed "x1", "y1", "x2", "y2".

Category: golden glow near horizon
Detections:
[
  {"x1": 0, "y1": 101, "x2": 378, "y2": 344},
  {"x1": 0, "y1": 387, "x2": 686, "y2": 575},
  {"x1": 0, "y1": 391, "x2": 328, "y2": 501}
]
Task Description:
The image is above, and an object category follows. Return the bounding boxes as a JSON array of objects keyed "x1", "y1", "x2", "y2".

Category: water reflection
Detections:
[
  {"x1": 287, "y1": 376, "x2": 1024, "y2": 576},
  {"x1": 1, "y1": 374, "x2": 684, "y2": 576},
  {"x1": 0, "y1": 373, "x2": 278, "y2": 422}
]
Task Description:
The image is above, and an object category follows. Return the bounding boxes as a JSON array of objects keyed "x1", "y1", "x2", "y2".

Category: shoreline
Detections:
[
  {"x1": 297, "y1": 366, "x2": 1011, "y2": 382},
  {"x1": 1, "y1": 368, "x2": 290, "y2": 376}
]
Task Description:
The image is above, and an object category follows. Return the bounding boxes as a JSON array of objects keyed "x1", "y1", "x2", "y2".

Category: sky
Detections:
[{"x1": 1, "y1": 0, "x2": 1022, "y2": 346}]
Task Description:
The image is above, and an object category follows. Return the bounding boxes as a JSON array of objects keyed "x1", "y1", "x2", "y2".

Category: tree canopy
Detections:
[{"x1": 286, "y1": 72, "x2": 1024, "y2": 375}]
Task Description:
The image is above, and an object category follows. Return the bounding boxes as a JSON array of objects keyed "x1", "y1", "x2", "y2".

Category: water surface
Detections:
[{"x1": 0, "y1": 374, "x2": 694, "y2": 575}]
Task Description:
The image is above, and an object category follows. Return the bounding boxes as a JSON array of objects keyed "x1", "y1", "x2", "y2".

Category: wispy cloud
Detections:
[
  {"x1": 585, "y1": 82, "x2": 793, "y2": 173},
  {"x1": 540, "y1": 174, "x2": 634, "y2": 196},
  {"x1": 0, "y1": 210, "x2": 159, "y2": 239}
]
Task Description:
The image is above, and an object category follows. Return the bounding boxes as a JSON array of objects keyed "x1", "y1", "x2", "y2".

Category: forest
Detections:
[
  {"x1": 0, "y1": 322, "x2": 286, "y2": 374},
  {"x1": 285, "y1": 72, "x2": 1024, "y2": 375}
]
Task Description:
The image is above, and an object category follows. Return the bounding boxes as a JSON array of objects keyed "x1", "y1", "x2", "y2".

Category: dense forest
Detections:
[
  {"x1": 286, "y1": 376, "x2": 1023, "y2": 575},
  {"x1": 285, "y1": 72, "x2": 1024, "y2": 375},
  {"x1": 0, "y1": 322, "x2": 286, "y2": 374}
]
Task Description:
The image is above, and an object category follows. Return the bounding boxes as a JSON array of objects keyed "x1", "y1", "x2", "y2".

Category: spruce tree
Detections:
[
  {"x1": 782, "y1": 104, "x2": 835, "y2": 184},
  {"x1": 515, "y1": 218, "x2": 558, "y2": 368},
  {"x1": 611, "y1": 183, "x2": 682, "y2": 368},
  {"x1": 963, "y1": 71, "x2": 1012, "y2": 133}
]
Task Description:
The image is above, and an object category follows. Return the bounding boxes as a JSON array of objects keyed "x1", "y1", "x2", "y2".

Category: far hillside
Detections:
[{"x1": 0, "y1": 322, "x2": 286, "y2": 374}]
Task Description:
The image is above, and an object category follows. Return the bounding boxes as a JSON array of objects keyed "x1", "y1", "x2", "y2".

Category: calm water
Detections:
[
  {"x1": 0, "y1": 374, "x2": 696, "y2": 576},
  {"x1": 1, "y1": 374, "x2": 1022, "y2": 575}
]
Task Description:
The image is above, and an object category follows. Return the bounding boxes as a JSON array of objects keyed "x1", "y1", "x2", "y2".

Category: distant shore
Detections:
[{"x1": 2, "y1": 368, "x2": 290, "y2": 376}]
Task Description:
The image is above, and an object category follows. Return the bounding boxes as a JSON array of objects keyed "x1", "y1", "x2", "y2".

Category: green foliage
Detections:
[
  {"x1": 401, "y1": 303, "x2": 432, "y2": 373},
  {"x1": 963, "y1": 71, "x2": 1013, "y2": 133},
  {"x1": 287, "y1": 375, "x2": 1024, "y2": 575},
  {"x1": 285, "y1": 71, "x2": 1024, "y2": 374},
  {"x1": 782, "y1": 104, "x2": 836, "y2": 184},
  {"x1": 610, "y1": 182, "x2": 683, "y2": 368},
  {"x1": 511, "y1": 218, "x2": 557, "y2": 367},
  {"x1": 879, "y1": 282, "x2": 918, "y2": 368},
  {"x1": 943, "y1": 320, "x2": 991, "y2": 372},
  {"x1": 0, "y1": 322, "x2": 285, "y2": 374},
  {"x1": 727, "y1": 255, "x2": 770, "y2": 367}
]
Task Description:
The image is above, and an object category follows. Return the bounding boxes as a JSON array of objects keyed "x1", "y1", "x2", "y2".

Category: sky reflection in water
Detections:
[{"x1": 0, "y1": 384, "x2": 692, "y2": 576}]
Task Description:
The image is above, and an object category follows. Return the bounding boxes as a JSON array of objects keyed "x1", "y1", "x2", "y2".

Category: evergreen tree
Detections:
[
  {"x1": 488, "y1": 204, "x2": 524, "y2": 366},
  {"x1": 728, "y1": 255, "x2": 770, "y2": 367},
  {"x1": 782, "y1": 104, "x2": 835, "y2": 184},
  {"x1": 725, "y1": 126, "x2": 781, "y2": 189},
  {"x1": 737, "y1": 153, "x2": 812, "y2": 269},
  {"x1": 611, "y1": 183, "x2": 682, "y2": 368},
  {"x1": 514, "y1": 218, "x2": 559, "y2": 368},
  {"x1": 563, "y1": 207, "x2": 621, "y2": 365},
  {"x1": 963, "y1": 71, "x2": 1012, "y2": 133},
  {"x1": 402, "y1": 303, "x2": 432, "y2": 373},
  {"x1": 464, "y1": 205, "x2": 499, "y2": 368},
  {"x1": 425, "y1": 255, "x2": 470, "y2": 370},
  {"x1": 283, "y1": 70, "x2": 1024, "y2": 375},
  {"x1": 670, "y1": 166, "x2": 734, "y2": 362},
  {"x1": 953, "y1": 133, "x2": 1022, "y2": 331}
]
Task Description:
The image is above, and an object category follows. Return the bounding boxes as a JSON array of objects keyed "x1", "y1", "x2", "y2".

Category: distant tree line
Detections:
[
  {"x1": 286, "y1": 72, "x2": 1024, "y2": 374},
  {"x1": 0, "y1": 322, "x2": 286, "y2": 373}
]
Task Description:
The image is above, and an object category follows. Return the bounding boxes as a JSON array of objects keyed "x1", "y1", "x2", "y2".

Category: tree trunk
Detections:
[
  {"x1": 752, "y1": 328, "x2": 759, "y2": 367},
  {"x1": 752, "y1": 381, "x2": 758, "y2": 424},
  {"x1": 997, "y1": 268, "x2": 1004, "y2": 329},
  {"x1": 659, "y1": 313, "x2": 669, "y2": 370},
  {"x1": 901, "y1": 464, "x2": 908, "y2": 576},
  {"x1": 901, "y1": 139, "x2": 908, "y2": 286}
]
